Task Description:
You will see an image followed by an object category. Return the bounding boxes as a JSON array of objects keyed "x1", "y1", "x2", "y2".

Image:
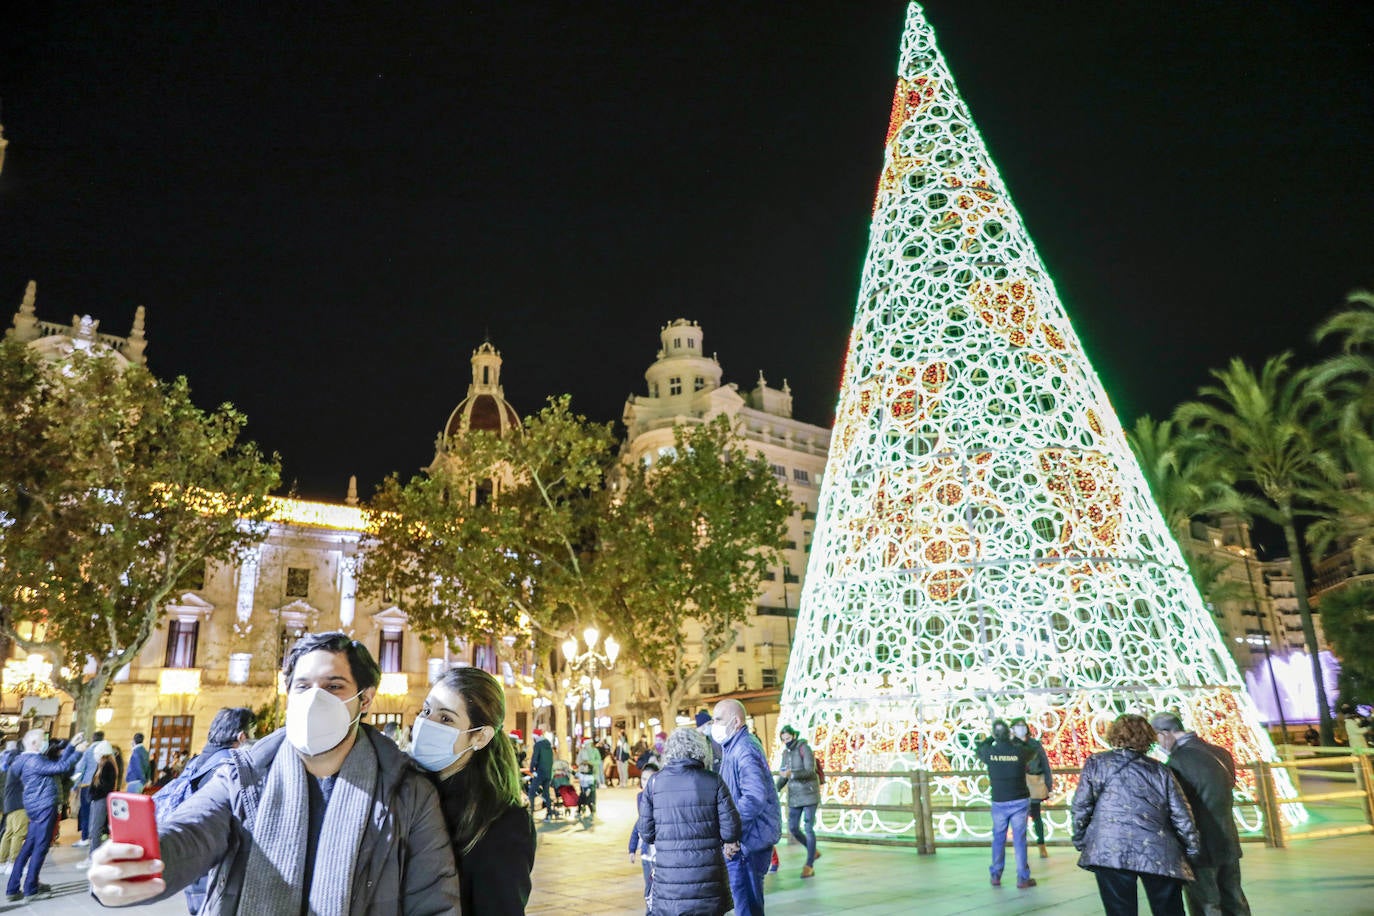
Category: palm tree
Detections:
[
  {"x1": 1175, "y1": 353, "x2": 1340, "y2": 744},
  {"x1": 1313, "y1": 289, "x2": 1374, "y2": 419},
  {"x1": 1126, "y1": 415, "x2": 1247, "y2": 607}
]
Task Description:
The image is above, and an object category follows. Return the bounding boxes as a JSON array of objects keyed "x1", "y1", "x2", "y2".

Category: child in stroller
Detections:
[
  {"x1": 576, "y1": 760, "x2": 598, "y2": 818},
  {"x1": 549, "y1": 758, "x2": 578, "y2": 819}
]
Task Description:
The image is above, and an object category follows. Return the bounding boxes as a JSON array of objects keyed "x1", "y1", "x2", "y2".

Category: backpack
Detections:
[
  {"x1": 153, "y1": 748, "x2": 230, "y2": 824},
  {"x1": 814, "y1": 755, "x2": 826, "y2": 786}
]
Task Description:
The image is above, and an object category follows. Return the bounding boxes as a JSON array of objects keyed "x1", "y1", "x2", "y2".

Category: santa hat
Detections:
[{"x1": 533, "y1": 728, "x2": 544, "y2": 737}]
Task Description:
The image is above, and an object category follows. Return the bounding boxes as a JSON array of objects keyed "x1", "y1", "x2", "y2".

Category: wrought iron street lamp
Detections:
[{"x1": 562, "y1": 627, "x2": 619, "y2": 741}]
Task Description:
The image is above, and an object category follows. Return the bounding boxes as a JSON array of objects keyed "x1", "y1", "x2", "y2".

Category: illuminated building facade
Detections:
[
  {"x1": 777, "y1": 3, "x2": 1298, "y2": 841},
  {"x1": 620, "y1": 319, "x2": 830, "y2": 742}
]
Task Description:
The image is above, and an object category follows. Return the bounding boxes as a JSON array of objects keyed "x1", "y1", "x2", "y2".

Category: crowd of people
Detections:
[
  {"x1": 978, "y1": 710, "x2": 1251, "y2": 916},
  {"x1": 0, "y1": 629, "x2": 1284, "y2": 914}
]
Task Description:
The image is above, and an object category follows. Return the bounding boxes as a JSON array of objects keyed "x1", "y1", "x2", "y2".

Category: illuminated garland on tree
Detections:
[{"x1": 778, "y1": 2, "x2": 1302, "y2": 841}]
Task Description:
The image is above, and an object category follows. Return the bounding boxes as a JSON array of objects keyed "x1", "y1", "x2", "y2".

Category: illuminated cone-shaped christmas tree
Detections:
[{"x1": 779, "y1": 3, "x2": 1300, "y2": 841}]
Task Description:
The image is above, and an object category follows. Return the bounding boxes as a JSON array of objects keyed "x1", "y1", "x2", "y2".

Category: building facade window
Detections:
[
  {"x1": 285, "y1": 567, "x2": 310, "y2": 597},
  {"x1": 700, "y1": 669, "x2": 719, "y2": 694},
  {"x1": 164, "y1": 620, "x2": 199, "y2": 669},
  {"x1": 150, "y1": 715, "x2": 194, "y2": 771},
  {"x1": 379, "y1": 631, "x2": 403, "y2": 673},
  {"x1": 770, "y1": 463, "x2": 785, "y2": 478},
  {"x1": 762, "y1": 668, "x2": 780, "y2": 689},
  {"x1": 694, "y1": 376, "x2": 705, "y2": 391},
  {"x1": 673, "y1": 337, "x2": 681, "y2": 348},
  {"x1": 474, "y1": 641, "x2": 498, "y2": 674},
  {"x1": 651, "y1": 382, "x2": 659, "y2": 398},
  {"x1": 793, "y1": 468, "x2": 810, "y2": 484},
  {"x1": 736, "y1": 668, "x2": 747, "y2": 690},
  {"x1": 687, "y1": 338, "x2": 695, "y2": 349},
  {"x1": 669, "y1": 377, "x2": 682, "y2": 395}
]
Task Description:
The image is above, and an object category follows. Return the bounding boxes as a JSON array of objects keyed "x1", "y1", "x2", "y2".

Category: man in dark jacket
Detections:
[
  {"x1": 125, "y1": 732, "x2": 151, "y2": 794},
  {"x1": 775, "y1": 725, "x2": 821, "y2": 878},
  {"x1": 528, "y1": 729, "x2": 554, "y2": 821},
  {"x1": 0, "y1": 740, "x2": 26, "y2": 868},
  {"x1": 89, "y1": 632, "x2": 460, "y2": 914},
  {"x1": 976, "y1": 719, "x2": 1036, "y2": 889},
  {"x1": 172, "y1": 707, "x2": 254, "y2": 915},
  {"x1": 1010, "y1": 717, "x2": 1054, "y2": 857},
  {"x1": 712, "y1": 699, "x2": 781, "y2": 916},
  {"x1": 1152, "y1": 712, "x2": 1251, "y2": 916},
  {"x1": 6, "y1": 728, "x2": 87, "y2": 901}
]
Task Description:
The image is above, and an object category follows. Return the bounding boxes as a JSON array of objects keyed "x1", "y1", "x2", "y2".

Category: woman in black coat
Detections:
[
  {"x1": 1072, "y1": 714, "x2": 1201, "y2": 916},
  {"x1": 638, "y1": 727, "x2": 741, "y2": 916},
  {"x1": 409, "y1": 666, "x2": 536, "y2": 915}
]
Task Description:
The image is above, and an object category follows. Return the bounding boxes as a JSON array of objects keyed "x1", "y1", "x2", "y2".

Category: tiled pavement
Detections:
[{"x1": 8, "y1": 778, "x2": 1373, "y2": 914}]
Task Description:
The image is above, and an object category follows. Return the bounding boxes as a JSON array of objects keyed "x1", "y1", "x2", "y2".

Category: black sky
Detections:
[{"x1": 2, "y1": 2, "x2": 1372, "y2": 501}]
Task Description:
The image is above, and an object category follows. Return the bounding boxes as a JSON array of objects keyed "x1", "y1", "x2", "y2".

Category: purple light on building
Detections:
[{"x1": 1244, "y1": 649, "x2": 1341, "y2": 723}]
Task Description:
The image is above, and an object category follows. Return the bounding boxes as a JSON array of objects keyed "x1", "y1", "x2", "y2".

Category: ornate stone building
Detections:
[{"x1": 617, "y1": 319, "x2": 831, "y2": 743}]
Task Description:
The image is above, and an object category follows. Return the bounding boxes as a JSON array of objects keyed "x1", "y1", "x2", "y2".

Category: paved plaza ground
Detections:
[{"x1": 6, "y1": 777, "x2": 1371, "y2": 914}]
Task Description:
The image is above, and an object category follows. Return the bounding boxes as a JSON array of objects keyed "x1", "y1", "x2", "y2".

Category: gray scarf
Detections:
[{"x1": 239, "y1": 732, "x2": 377, "y2": 916}]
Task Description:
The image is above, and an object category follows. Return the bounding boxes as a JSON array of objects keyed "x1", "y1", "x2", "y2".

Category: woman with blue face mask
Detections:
[{"x1": 409, "y1": 666, "x2": 535, "y2": 915}]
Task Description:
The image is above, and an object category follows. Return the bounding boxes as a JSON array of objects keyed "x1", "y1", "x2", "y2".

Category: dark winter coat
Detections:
[
  {"x1": 435, "y1": 770, "x2": 536, "y2": 916},
  {"x1": 638, "y1": 758, "x2": 740, "y2": 916},
  {"x1": 1164, "y1": 735, "x2": 1242, "y2": 866},
  {"x1": 775, "y1": 738, "x2": 820, "y2": 808},
  {"x1": 145, "y1": 726, "x2": 461, "y2": 916},
  {"x1": 1, "y1": 747, "x2": 24, "y2": 814},
  {"x1": 10, "y1": 744, "x2": 80, "y2": 813},
  {"x1": 1017, "y1": 736, "x2": 1054, "y2": 793},
  {"x1": 718, "y1": 728, "x2": 781, "y2": 856},
  {"x1": 530, "y1": 737, "x2": 553, "y2": 779},
  {"x1": 1072, "y1": 748, "x2": 1201, "y2": 881}
]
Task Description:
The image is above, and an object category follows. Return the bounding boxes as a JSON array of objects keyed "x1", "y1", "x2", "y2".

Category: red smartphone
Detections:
[{"x1": 107, "y1": 792, "x2": 162, "y2": 881}]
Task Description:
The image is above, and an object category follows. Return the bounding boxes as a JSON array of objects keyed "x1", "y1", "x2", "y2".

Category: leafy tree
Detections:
[
  {"x1": 0, "y1": 339, "x2": 279, "y2": 736},
  {"x1": 1126, "y1": 415, "x2": 1247, "y2": 607},
  {"x1": 359, "y1": 396, "x2": 616, "y2": 736},
  {"x1": 1175, "y1": 353, "x2": 1340, "y2": 743},
  {"x1": 599, "y1": 416, "x2": 793, "y2": 726},
  {"x1": 1315, "y1": 582, "x2": 1374, "y2": 709}
]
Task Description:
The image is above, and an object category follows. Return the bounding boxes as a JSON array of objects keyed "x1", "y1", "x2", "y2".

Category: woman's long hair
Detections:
[{"x1": 436, "y1": 666, "x2": 525, "y2": 855}]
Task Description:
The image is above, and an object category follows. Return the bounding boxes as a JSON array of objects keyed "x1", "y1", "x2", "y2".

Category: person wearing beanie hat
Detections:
[{"x1": 695, "y1": 711, "x2": 721, "y2": 774}]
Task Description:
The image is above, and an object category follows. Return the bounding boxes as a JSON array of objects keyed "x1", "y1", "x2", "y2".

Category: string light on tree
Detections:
[{"x1": 777, "y1": 2, "x2": 1302, "y2": 842}]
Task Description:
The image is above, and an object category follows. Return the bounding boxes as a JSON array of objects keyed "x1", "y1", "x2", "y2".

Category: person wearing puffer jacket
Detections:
[
  {"x1": 1072, "y1": 714, "x2": 1201, "y2": 916},
  {"x1": 637, "y1": 728, "x2": 740, "y2": 916}
]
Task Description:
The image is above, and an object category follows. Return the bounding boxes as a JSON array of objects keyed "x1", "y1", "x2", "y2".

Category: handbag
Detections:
[{"x1": 1026, "y1": 773, "x2": 1049, "y2": 801}]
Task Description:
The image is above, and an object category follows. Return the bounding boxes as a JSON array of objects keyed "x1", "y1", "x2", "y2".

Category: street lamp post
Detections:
[{"x1": 562, "y1": 626, "x2": 619, "y2": 742}]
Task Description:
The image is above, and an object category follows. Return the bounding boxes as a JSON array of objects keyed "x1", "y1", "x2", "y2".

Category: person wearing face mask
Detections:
[
  {"x1": 412, "y1": 665, "x2": 535, "y2": 915},
  {"x1": 1009, "y1": 717, "x2": 1054, "y2": 858},
  {"x1": 88, "y1": 631, "x2": 460, "y2": 915},
  {"x1": 774, "y1": 725, "x2": 820, "y2": 878},
  {"x1": 711, "y1": 699, "x2": 781, "y2": 916}
]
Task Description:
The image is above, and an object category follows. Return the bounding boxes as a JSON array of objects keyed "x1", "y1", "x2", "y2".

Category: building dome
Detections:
[{"x1": 441, "y1": 341, "x2": 520, "y2": 441}]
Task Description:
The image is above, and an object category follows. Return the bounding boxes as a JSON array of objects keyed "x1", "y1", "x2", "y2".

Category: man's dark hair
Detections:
[
  {"x1": 133, "y1": 733, "x2": 145, "y2": 744},
  {"x1": 1149, "y1": 712, "x2": 1186, "y2": 733},
  {"x1": 991, "y1": 719, "x2": 1010, "y2": 741},
  {"x1": 207, "y1": 707, "x2": 255, "y2": 747},
  {"x1": 282, "y1": 631, "x2": 381, "y2": 691},
  {"x1": 779, "y1": 725, "x2": 797, "y2": 738},
  {"x1": 92, "y1": 730, "x2": 105, "y2": 742}
]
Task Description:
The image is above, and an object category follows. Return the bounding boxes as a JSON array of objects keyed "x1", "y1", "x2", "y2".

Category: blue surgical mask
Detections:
[{"x1": 410, "y1": 717, "x2": 483, "y2": 772}]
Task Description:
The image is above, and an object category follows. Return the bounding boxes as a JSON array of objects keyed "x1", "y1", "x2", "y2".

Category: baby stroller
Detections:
[
  {"x1": 549, "y1": 759, "x2": 577, "y2": 819},
  {"x1": 576, "y1": 763, "x2": 598, "y2": 818}
]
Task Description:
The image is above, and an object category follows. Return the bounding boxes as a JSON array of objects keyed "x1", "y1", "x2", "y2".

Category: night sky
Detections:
[{"x1": 2, "y1": 2, "x2": 1372, "y2": 501}]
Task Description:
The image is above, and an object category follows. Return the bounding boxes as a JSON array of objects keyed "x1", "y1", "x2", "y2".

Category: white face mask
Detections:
[
  {"x1": 1012, "y1": 725, "x2": 1029, "y2": 740},
  {"x1": 710, "y1": 721, "x2": 733, "y2": 745},
  {"x1": 410, "y1": 717, "x2": 482, "y2": 773},
  {"x1": 286, "y1": 686, "x2": 363, "y2": 756}
]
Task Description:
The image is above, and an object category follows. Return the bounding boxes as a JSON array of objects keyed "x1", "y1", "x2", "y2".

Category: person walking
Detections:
[
  {"x1": 71, "y1": 729, "x2": 105, "y2": 849},
  {"x1": 83, "y1": 741, "x2": 119, "y2": 859},
  {"x1": 628, "y1": 759, "x2": 661, "y2": 913},
  {"x1": 410, "y1": 665, "x2": 536, "y2": 915},
  {"x1": 613, "y1": 731, "x2": 631, "y2": 789},
  {"x1": 1010, "y1": 717, "x2": 1054, "y2": 858},
  {"x1": 1151, "y1": 712, "x2": 1251, "y2": 916},
  {"x1": 577, "y1": 738, "x2": 603, "y2": 794},
  {"x1": 774, "y1": 725, "x2": 821, "y2": 878},
  {"x1": 88, "y1": 631, "x2": 461, "y2": 914},
  {"x1": 0, "y1": 740, "x2": 25, "y2": 873},
  {"x1": 125, "y1": 732, "x2": 151, "y2": 794},
  {"x1": 6, "y1": 728, "x2": 87, "y2": 902},
  {"x1": 976, "y1": 719, "x2": 1037, "y2": 890},
  {"x1": 637, "y1": 728, "x2": 741, "y2": 916},
  {"x1": 528, "y1": 729, "x2": 554, "y2": 821},
  {"x1": 1072, "y1": 713, "x2": 1200, "y2": 916},
  {"x1": 711, "y1": 699, "x2": 781, "y2": 916}
]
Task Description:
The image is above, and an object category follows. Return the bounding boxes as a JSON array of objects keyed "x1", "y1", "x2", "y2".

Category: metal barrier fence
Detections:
[{"x1": 815, "y1": 751, "x2": 1374, "y2": 854}]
